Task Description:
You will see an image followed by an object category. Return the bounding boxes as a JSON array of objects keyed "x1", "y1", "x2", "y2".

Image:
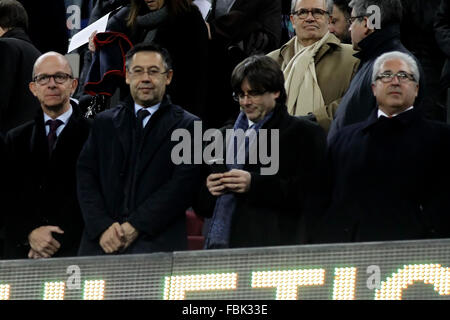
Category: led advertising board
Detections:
[{"x1": 0, "y1": 239, "x2": 449, "y2": 300}]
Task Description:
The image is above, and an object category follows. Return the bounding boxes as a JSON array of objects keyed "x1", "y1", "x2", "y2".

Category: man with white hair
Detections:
[
  {"x1": 327, "y1": 0, "x2": 425, "y2": 142},
  {"x1": 309, "y1": 51, "x2": 450, "y2": 244},
  {"x1": 267, "y1": 0, "x2": 359, "y2": 132}
]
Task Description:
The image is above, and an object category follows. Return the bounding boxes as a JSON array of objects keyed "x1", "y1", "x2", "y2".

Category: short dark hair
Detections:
[
  {"x1": 0, "y1": 0, "x2": 28, "y2": 30},
  {"x1": 125, "y1": 42, "x2": 173, "y2": 71},
  {"x1": 329, "y1": 0, "x2": 352, "y2": 18},
  {"x1": 349, "y1": 0, "x2": 402, "y2": 26},
  {"x1": 231, "y1": 55, "x2": 287, "y2": 105}
]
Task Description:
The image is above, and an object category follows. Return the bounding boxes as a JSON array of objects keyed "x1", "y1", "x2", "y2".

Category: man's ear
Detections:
[
  {"x1": 71, "y1": 78, "x2": 78, "y2": 95},
  {"x1": 29, "y1": 81, "x2": 37, "y2": 97},
  {"x1": 274, "y1": 91, "x2": 280, "y2": 99},
  {"x1": 125, "y1": 70, "x2": 131, "y2": 85},
  {"x1": 371, "y1": 83, "x2": 377, "y2": 97},
  {"x1": 165, "y1": 69, "x2": 174, "y2": 85},
  {"x1": 363, "y1": 17, "x2": 373, "y2": 36}
]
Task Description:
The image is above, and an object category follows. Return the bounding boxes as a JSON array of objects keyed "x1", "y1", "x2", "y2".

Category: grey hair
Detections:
[
  {"x1": 291, "y1": 0, "x2": 328, "y2": 12},
  {"x1": 326, "y1": 0, "x2": 334, "y2": 13},
  {"x1": 348, "y1": 0, "x2": 402, "y2": 25},
  {"x1": 371, "y1": 51, "x2": 420, "y2": 84}
]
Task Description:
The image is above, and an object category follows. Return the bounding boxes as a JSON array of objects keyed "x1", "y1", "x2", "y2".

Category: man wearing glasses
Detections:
[
  {"x1": 268, "y1": 0, "x2": 359, "y2": 133},
  {"x1": 77, "y1": 43, "x2": 202, "y2": 255},
  {"x1": 309, "y1": 51, "x2": 450, "y2": 244},
  {"x1": 196, "y1": 55, "x2": 326, "y2": 249},
  {"x1": 328, "y1": 0, "x2": 424, "y2": 142},
  {"x1": 3, "y1": 52, "x2": 91, "y2": 259}
]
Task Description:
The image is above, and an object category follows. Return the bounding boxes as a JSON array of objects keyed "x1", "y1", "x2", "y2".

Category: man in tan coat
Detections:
[{"x1": 268, "y1": 0, "x2": 359, "y2": 132}]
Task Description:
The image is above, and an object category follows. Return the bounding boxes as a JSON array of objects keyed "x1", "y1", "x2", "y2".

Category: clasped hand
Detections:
[{"x1": 99, "y1": 222, "x2": 139, "y2": 254}]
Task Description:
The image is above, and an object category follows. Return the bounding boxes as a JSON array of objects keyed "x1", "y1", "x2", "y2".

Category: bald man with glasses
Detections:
[{"x1": 3, "y1": 52, "x2": 91, "y2": 259}]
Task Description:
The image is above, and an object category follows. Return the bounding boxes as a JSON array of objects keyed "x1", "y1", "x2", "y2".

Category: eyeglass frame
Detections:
[
  {"x1": 348, "y1": 15, "x2": 367, "y2": 25},
  {"x1": 375, "y1": 71, "x2": 417, "y2": 83},
  {"x1": 33, "y1": 72, "x2": 74, "y2": 85},
  {"x1": 233, "y1": 90, "x2": 267, "y2": 102},
  {"x1": 127, "y1": 67, "x2": 170, "y2": 78},
  {"x1": 291, "y1": 8, "x2": 329, "y2": 20}
]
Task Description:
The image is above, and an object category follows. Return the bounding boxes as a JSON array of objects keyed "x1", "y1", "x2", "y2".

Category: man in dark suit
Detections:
[
  {"x1": 195, "y1": 55, "x2": 327, "y2": 249},
  {"x1": 0, "y1": 0, "x2": 41, "y2": 134},
  {"x1": 327, "y1": 0, "x2": 425, "y2": 142},
  {"x1": 3, "y1": 52, "x2": 91, "y2": 259},
  {"x1": 310, "y1": 51, "x2": 450, "y2": 244},
  {"x1": 77, "y1": 43, "x2": 202, "y2": 255}
]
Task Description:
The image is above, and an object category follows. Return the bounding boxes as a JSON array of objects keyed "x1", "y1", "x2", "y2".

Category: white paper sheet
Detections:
[{"x1": 67, "y1": 11, "x2": 111, "y2": 53}]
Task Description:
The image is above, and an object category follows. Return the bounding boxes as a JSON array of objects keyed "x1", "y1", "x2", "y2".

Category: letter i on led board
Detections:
[
  {"x1": 0, "y1": 284, "x2": 10, "y2": 300},
  {"x1": 43, "y1": 282, "x2": 65, "y2": 300},
  {"x1": 333, "y1": 267, "x2": 357, "y2": 300},
  {"x1": 83, "y1": 280, "x2": 105, "y2": 300}
]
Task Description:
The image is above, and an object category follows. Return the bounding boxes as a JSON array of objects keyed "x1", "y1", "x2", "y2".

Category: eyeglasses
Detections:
[
  {"x1": 376, "y1": 71, "x2": 416, "y2": 83},
  {"x1": 291, "y1": 8, "x2": 329, "y2": 19},
  {"x1": 34, "y1": 73, "x2": 73, "y2": 85},
  {"x1": 233, "y1": 90, "x2": 266, "y2": 102},
  {"x1": 128, "y1": 68, "x2": 169, "y2": 78},
  {"x1": 348, "y1": 15, "x2": 367, "y2": 24}
]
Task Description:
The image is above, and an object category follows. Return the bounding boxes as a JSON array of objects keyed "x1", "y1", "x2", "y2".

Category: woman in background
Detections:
[{"x1": 82, "y1": 0, "x2": 209, "y2": 119}]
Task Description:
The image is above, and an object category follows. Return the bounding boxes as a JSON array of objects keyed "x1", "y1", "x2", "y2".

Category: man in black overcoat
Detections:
[
  {"x1": 328, "y1": 0, "x2": 425, "y2": 142},
  {"x1": 0, "y1": 0, "x2": 41, "y2": 134},
  {"x1": 310, "y1": 51, "x2": 450, "y2": 244},
  {"x1": 195, "y1": 55, "x2": 327, "y2": 249},
  {"x1": 77, "y1": 43, "x2": 202, "y2": 255},
  {"x1": 3, "y1": 52, "x2": 91, "y2": 259}
]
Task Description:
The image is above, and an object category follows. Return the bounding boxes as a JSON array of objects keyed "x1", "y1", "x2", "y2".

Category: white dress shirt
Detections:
[{"x1": 43, "y1": 106, "x2": 73, "y2": 137}]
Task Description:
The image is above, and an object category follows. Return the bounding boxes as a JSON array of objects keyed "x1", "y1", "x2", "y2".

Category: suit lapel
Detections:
[
  {"x1": 30, "y1": 113, "x2": 50, "y2": 185},
  {"x1": 112, "y1": 98, "x2": 134, "y2": 160},
  {"x1": 137, "y1": 101, "x2": 182, "y2": 174},
  {"x1": 51, "y1": 104, "x2": 86, "y2": 160}
]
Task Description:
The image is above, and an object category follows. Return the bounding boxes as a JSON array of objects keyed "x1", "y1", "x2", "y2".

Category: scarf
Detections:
[
  {"x1": 136, "y1": 5, "x2": 169, "y2": 43},
  {"x1": 284, "y1": 32, "x2": 331, "y2": 116},
  {"x1": 204, "y1": 110, "x2": 274, "y2": 249}
]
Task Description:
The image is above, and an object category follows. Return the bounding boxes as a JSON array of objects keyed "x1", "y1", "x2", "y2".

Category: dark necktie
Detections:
[
  {"x1": 136, "y1": 108, "x2": 150, "y2": 133},
  {"x1": 46, "y1": 119, "x2": 64, "y2": 154}
]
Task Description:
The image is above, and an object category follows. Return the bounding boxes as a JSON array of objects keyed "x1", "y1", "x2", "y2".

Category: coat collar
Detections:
[
  {"x1": 354, "y1": 24, "x2": 401, "y2": 62},
  {"x1": 361, "y1": 106, "x2": 421, "y2": 133},
  {"x1": 279, "y1": 33, "x2": 343, "y2": 65},
  {"x1": 112, "y1": 94, "x2": 184, "y2": 172},
  {"x1": 2, "y1": 27, "x2": 33, "y2": 43},
  {"x1": 31, "y1": 102, "x2": 86, "y2": 159}
]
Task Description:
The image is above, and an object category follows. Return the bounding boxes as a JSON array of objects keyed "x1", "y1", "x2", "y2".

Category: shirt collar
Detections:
[
  {"x1": 43, "y1": 105, "x2": 73, "y2": 124},
  {"x1": 377, "y1": 106, "x2": 414, "y2": 118},
  {"x1": 134, "y1": 102, "x2": 161, "y2": 116}
]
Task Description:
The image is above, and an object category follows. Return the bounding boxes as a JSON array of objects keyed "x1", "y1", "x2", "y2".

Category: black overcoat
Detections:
[
  {"x1": 3, "y1": 104, "x2": 91, "y2": 259},
  {"x1": 0, "y1": 28, "x2": 41, "y2": 134},
  {"x1": 194, "y1": 104, "x2": 327, "y2": 248},
  {"x1": 311, "y1": 109, "x2": 450, "y2": 243},
  {"x1": 77, "y1": 95, "x2": 202, "y2": 255}
]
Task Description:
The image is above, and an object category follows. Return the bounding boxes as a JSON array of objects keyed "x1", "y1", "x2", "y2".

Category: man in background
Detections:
[{"x1": 0, "y1": 0, "x2": 41, "y2": 134}]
